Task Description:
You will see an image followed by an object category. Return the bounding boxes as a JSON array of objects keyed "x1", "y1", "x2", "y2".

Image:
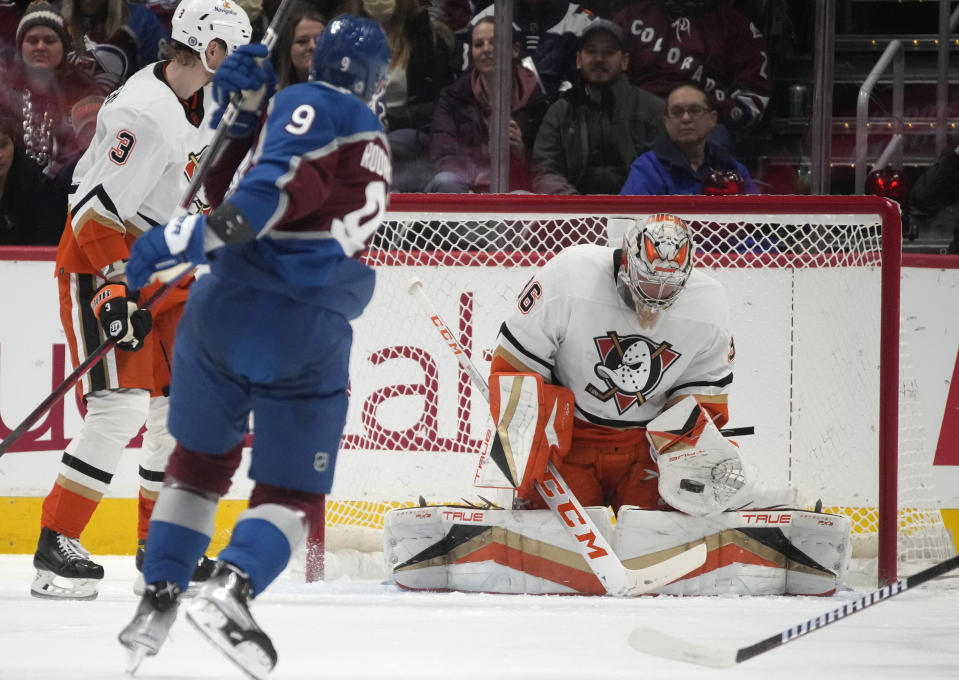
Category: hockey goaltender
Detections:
[{"x1": 384, "y1": 214, "x2": 851, "y2": 597}]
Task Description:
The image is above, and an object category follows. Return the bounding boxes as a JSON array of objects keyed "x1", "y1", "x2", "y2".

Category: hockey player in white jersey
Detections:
[
  {"x1": 490, "y1": 212, "x2": 740, "y2": 513},
  {"x1": 34, "y1": 0, "x2": 251, "y2": 601},
  {"x1": 386, "y1": 213, "x2": 851, "y2": 597}
]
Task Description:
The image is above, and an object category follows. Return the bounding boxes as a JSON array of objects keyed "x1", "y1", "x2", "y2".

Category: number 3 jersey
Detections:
[
  {"x1": 57, "y1": 62, "x2": 216, "y2": 276},
  {"x1": 495, "y1": 243, "x2": 735, "y2": 429},
  {"x1": 208, "y1": 80, "x2": 392, "y2": 320}
]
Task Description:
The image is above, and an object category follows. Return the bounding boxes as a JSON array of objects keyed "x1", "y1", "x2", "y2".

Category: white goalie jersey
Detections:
[
  {"x1": 496, "y1": 243, "x2": 735, "y2": 427},
  {"x1": 69, "y1": 62, "x2": 216, "y2": 239}
]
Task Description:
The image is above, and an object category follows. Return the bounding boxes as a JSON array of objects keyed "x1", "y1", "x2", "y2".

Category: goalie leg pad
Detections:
[
  {"x1": 613, "y1": 507, "x2": 851, "y2": 596},
  {"x1": 488, "y1": 373, "x2": 574, "y2": 500},
  {"x1": 383, "y1": 506, "x2": 613, "y2": 595}
]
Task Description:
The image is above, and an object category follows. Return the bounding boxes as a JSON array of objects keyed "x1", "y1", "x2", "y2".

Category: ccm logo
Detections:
[
  {"x1": 742, "y1": 513, "x2": 792, "y2": 525},
  {"x1": 443, "y1": 510, "x2": 485, "y2": 523},
  {"x1": 430, "y1": 316, "x2": 463, "y2": 355}
]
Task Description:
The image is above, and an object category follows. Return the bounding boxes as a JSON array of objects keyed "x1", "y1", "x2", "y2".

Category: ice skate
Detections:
[
  {"x1": 186, "y1": 561, "x2": 277, "y2": 680},
  {"x1": 134, "y1": 539, "x2": 217, "y2": 596},
  {"x1": 30, "y1": 527, "x2": 104, "y2": 600},
  {"x1": 118, "y1": 581, "x2": 181, "y2": 674}
]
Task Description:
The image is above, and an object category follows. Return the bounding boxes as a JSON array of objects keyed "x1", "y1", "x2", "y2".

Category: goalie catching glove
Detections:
[
  {"x1": 646, "y1": 396, "x2": 749, "y2": 516},
  {"x1": 90, "y1": 282, "x2": 152, "y2": 351}
]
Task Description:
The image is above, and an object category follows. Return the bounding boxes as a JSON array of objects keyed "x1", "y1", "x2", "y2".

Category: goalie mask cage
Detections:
[{"x1": 322, "y1": 194, "x2": 952, "y2": 586}]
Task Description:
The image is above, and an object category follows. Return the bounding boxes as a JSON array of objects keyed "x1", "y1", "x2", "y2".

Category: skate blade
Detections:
[
  {"x1": 186, "y1": 600, "x2": 273, "y2": 680},
  {"x1": 31, "y1": 570, "x2": 99, "y2": 600},
  {"x1": 123, "y1": 643, "x2": 149, "y2": 675}
]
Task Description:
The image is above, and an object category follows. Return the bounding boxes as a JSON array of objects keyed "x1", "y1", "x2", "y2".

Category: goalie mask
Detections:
[{"x1": 618, "y1": 213, "x2": 694, "y2": 312}]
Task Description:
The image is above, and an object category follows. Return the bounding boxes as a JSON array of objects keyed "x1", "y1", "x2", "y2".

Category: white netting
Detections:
[{"x1": 319, "y1": 196, "x2": 952, "y2": 577}]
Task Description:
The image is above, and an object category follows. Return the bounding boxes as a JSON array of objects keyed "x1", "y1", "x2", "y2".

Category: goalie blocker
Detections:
[{"x1": 384, "y1": 505, "x2": 851, "y2": 596}]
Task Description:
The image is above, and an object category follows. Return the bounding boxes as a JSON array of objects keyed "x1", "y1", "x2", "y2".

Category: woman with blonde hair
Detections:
[{"x1": 353, "y1": 0, "x2": 458, "y2": 191}]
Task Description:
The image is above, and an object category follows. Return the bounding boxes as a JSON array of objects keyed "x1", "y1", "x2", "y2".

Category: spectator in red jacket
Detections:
[
  {"x1": 426, "y1": 15, "x2": 547, "y2": 193},
  {"x1": 0, "y1": 1, "x2": 106, "y2": 178}
]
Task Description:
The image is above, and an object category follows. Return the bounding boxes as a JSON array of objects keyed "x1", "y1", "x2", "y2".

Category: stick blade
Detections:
[
  {"x1": 627, "y1": 628, "x2": 737, "y2": 668},
  {"x1": 623, "y1": 542, "x2": 707, "y2": 595}
]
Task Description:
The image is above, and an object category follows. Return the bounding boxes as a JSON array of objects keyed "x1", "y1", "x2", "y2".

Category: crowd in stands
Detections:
[{"x1": 0, "y1": 0, "x2": 951, "y2": 248}]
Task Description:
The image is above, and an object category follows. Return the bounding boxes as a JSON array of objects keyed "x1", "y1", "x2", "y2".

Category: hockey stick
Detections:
[
  {"x1": 0, "y1": 4, "x2": 298, "y2": 460},
  {"x1": 407, "y1": 276, "x2": 707, "y2": 596},
  {"x1": 0, "y1": 280, "x2": 189, "y2": 458},
  {"x1": 628, "y1": 553, "x2": 959, "y2": 667}
]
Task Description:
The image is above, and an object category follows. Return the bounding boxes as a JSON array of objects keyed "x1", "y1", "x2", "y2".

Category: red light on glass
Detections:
[{"x1": 864, "y1": 167, "x2": 910, "y2": 203}]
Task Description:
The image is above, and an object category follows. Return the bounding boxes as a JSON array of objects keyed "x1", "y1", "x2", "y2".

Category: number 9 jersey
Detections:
[{"x1": 208, "y1": 79, "x2": 392, "y2": 320}]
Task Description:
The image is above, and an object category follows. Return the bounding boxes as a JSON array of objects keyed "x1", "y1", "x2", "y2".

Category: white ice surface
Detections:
[{"x1": 2, "y1": 554, "x2": 958, "y2": 680}]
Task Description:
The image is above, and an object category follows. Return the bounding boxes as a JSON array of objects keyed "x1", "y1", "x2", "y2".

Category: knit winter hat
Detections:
[{"x1": 16, "y1": 1, "x2": 69, "y2": 49}]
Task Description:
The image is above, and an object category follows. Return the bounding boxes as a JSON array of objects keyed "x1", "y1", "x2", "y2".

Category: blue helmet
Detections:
[{"x1": 311, "y1": 15, "x2": 391, "y2": 103}]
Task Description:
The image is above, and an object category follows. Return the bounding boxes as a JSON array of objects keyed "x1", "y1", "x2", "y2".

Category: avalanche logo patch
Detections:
[{"x1": 586, "y1": 332, "x2": 680, "y2": 414}]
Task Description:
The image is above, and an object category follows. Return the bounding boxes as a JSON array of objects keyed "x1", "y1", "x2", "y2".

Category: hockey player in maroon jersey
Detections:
[{"x1": 118, "y1": 14, "x2": 392, "y2": 678}]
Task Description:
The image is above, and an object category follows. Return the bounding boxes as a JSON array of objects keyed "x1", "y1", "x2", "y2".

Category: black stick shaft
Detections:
[
  {"x1": 0, "y1": 272, "x2": 189, "y2": 457},
  {"x1": 735, "y1": 554, "x2": 959, "y2": 664}
]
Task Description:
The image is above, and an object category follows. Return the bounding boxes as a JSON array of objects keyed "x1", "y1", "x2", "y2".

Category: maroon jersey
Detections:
[{"x1": 613, "y1": 2, "x2": 770, "y2": 129}]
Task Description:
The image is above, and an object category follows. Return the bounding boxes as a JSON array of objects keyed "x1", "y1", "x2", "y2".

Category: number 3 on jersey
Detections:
[{"x1": 109, "y1": 130, "x2": 136, "y2": 165}]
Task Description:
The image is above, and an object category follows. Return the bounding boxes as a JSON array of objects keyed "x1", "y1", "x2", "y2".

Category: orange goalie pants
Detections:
[
  {"x1": 58, "y1": 271, "x2": 188, "y2": 398},
  {"x1": 517, "y1": 419, "x2": 665, "y2": 513}
]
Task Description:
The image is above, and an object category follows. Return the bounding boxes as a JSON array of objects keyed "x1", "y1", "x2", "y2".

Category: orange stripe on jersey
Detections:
[
  {"x1": 56, "y1": 210, "x2": 134, "y2": 274},
  {"x1": 490, "y1": 347, "x2": 537, "y2": 376}
]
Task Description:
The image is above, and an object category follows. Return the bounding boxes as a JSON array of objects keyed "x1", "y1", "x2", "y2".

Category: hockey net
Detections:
[{"x1": 321, "y1": 194, "x2": 953, "y2": 584}]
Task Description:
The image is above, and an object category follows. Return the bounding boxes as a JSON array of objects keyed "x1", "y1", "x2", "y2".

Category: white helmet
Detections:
[
  {"x1": 171, "y1": 0, "x2": 252, "y2": 72},
  {"x1": 618, "y1": 213, "x2": 694, "y2": 311}
]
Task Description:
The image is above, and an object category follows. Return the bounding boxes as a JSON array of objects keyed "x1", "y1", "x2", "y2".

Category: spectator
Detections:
[
  {"x1": 910, "y1": 143, "x2": 959, "y2": 254},
  {"x1": 470, "y1": 0, "x2": 596, "y2": 103},
  {"x1": 532, "y1": 18, "x2": 663, "y2": 195},
  {"x1": 620, "y1": 82, "x2": 758, "y2": 195},
  {"x1": 0, "y1": 0, "x2": 28, "y2": 67},
  {"x1": 236, "y1": 0, "x2": 269, "y2": 42},
  {"x1": 362, "y1": 0, "x2": 458, "y2": 192},
  {"x1": 426, "y1": 15, "x2": 547, "y2": 193},
  {"x1": 62, "y1": 0, "x2": 168, "y2": 92},
  {"x1": 0, "y1": 113, "x2": 66, "y2": 244},
  {"x1": 613, "y1": 0, "x2": 770, "y2": 133},
  {"x1": 273, "y1": 3, "x2": 326, "y2": 89},
  {"x1": 0, "y1": 1, "x2": 105, "y2": 178}
]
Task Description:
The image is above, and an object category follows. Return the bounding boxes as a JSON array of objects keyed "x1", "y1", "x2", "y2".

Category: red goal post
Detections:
[{"x1": 324, "y1": 194, "x2": 951, "y2": 586}]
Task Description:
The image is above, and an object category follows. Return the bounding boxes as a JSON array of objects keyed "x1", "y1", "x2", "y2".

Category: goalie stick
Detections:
[
  {"x1": 0, "y1": 1, "x2": 299, "y2": 461},
  {"x1": 407, "y1": 276, "x2": 707, "y2": 596},
  {"x1": 628, "y1": 553, "x2": 959, "y2": 667}
]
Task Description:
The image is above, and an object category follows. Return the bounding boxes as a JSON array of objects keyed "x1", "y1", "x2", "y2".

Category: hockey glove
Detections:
[
  {"x1": 210, "y1": 43, "x2": 276, "y2": 138},
  {"x1": 90, "y1": 282, "x2": 152, "y2": 351},
  {"x1": 126, "y1": 214, "x2": 208, "y2": 290}
]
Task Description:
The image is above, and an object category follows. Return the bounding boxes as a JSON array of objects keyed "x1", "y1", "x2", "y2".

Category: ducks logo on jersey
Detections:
[{"x1": 586, "y1": 331, "x2": 681, "y2": 413}]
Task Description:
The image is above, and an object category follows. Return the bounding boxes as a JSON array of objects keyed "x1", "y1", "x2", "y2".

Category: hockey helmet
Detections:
[
  {"x1": 618, "y1": 213, "x2": 694, "y2": 311},
  {"x1": 171, "y1": 0, "x2": 252, "y2": 72},
  {"x1": 311, "y1": 15, "x2": 391, "y2": 103}
]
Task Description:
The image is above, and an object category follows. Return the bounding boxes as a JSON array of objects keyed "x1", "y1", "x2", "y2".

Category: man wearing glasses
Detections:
[{"x1": 620, "y1": 82, "x2": 758, "y2": 196}]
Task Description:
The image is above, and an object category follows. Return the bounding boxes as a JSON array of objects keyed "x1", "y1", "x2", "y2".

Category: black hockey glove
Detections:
[{"x1": 90, "y1": 282, "x2": 152, "y2": 351}]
